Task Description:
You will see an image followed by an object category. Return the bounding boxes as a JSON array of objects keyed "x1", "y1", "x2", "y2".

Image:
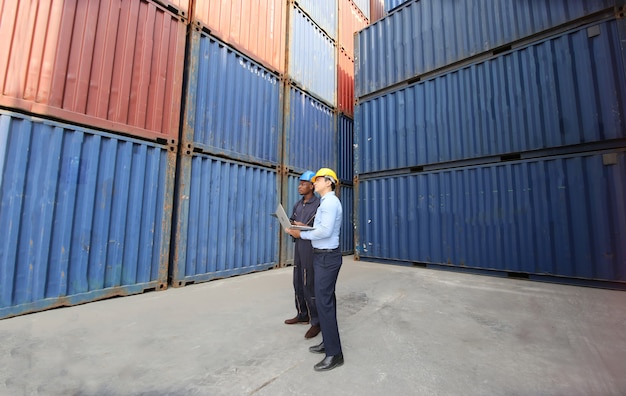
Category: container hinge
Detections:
[{"x1": 616, "y1": 5, "x2": 625, "y2": 19}]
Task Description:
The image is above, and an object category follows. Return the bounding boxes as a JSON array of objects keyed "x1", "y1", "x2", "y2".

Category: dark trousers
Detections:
[
  {"x1": 293, "y1": 240, "x2": 318, "y2": 325},
  {"x1": 313, "y1": 249, "x2": 342, "y2": 356}
]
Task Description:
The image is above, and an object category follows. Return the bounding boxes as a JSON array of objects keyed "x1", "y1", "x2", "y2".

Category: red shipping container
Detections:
[
  {"x1": 339, "y1": 0, "x2": 368, "y2": 58},
  {"x1": 0, "y1": 0, "x2": 186, "y2": 144},
  {"x1": 153, "y1": 0, "x2": 191, "y2": 18},
  {"x1": 337, "y1": 48, "x2": 354, "y2": 117},
  {"x1": 369, "y1": 0, "x2": 386, "y2": 23},
  {"x1": 192, "y1": 0, "x2": 287, "y2": 74}
]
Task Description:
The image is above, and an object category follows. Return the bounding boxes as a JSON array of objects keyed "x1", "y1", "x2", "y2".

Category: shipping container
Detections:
[
  {"x1": 284, "y1": 86, "x2": 336, "y2": 174},
  {"x1": 355, "y1": 19, "x2": 626, "y2": 174},
  {"x1": 0, "y1": 0, "x2": 186, "y2": 144},
  {"x1": 192, "y1": 0, "x2": 286, "y2": 74},
  {"x1": 384, "y1": 0, "x2": 411, "y2": 13},
  {"x1": 369, "y1": 0, "x2": 386, "y2": 23},
  {"x1": 355, "y1": 0, "x2": 617, "y2": 98},
  {"x1": 339, "y1": 0, "x2": 368, "y2": 57},
  {"x1": 339, "y1": 184, "x2": 354, "y2": 254},
  {"x1": 289, "y1": 4, "x2": 337, "y2": 107},
  {"x1": 352, "y1": 0, "x2": 370, "y2": 20},
  {"x1": 170, "y1": 154, "x2": 278, "y2": 287},
  {"x1": 337, "y1": 49, "x2": 355, "y2": 117},
  {"x1": 296, "y1": 0, "x2": 338, "y2": 40},
  {"x1": 337, "y1": 114, "x2": 354, "y2": 183},
  {"x1": 279, "y1": 173, "x2": 302, "y2": 266},
  {"x1": 0, "y1": 111, "x2": 175, "y2": 320},
  {"x1": 356, "y1": 149, "x2": 626, "y2": 284},
  {"x1": 153, "y1": 0, "x2": 190, "y2": 17},
  {"x1": 181, "y1": 29, "x2": 282, "y2": 167}
]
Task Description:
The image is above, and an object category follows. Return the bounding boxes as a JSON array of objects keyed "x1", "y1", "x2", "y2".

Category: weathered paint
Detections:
[
  {"x1": 181, "y1": 29, "x2": 282, "y2": 166},
  {"x1": 355, "y1": 0, "x2": 617, "y2": 98},
  {"x1": 296, "y1": 0, "x2": 338, "y2": 40},
  {"x1": 289, "y1": 4, "x2": 337, "y2": 107},
  {"x1": 284, "y1": 86, "x2": 336, "y2": 174},
  {"x1": 170, "y1": 153, "x2": 278, "y2": 287},
  {"x1": 356, "y1": 150, "x2": 626, "y2": 283},
  {"x1": 356, "y1": 19, "x2": 626, "y2": 174},
  {"x1": 337, "y1": 49, "x2": 355, "y2": 117},
  {"x1": 153, "y1": 0, "x2": 191, "y2": 17},
  {"x1": 192, "y1": 0, "x2": 287, "y2": 74},
  {"x1": 0, "y1": 111, "x2": 174, "y2": 320},
  {"x1": 0, "y1": 0, "x2": 186, "y2": 143}
]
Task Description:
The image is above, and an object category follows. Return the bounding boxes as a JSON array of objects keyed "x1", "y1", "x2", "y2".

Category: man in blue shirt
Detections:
[{"x1": 285, "y1": 168, "x2": 344, "y2": 371}]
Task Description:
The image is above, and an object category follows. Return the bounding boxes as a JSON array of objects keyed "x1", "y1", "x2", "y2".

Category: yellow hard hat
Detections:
[{"x1": 312, "y1": 168, "x2": 338, "y2": 184}]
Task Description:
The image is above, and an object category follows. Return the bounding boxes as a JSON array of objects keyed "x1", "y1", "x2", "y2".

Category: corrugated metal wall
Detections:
[
  {"x1": 355, "y1": 0, "x2": 616, "y2": 98},
  {"x1": 285, "y1": 86, "x2": 336, "y2": 174},
  {"x1": 337, "y1": 115, "x2": 354, "y2": 183},
  {"x1": 0, "y1": 0, "x2": 186, "y2": 143},
  {"x1": 337, "y1": 49, "x2": 355, "y2": 117},
  {"x1": 289, "y1": 4, "x2": 337, "y2": 107},
  {"x1": 1, "y1": 0, "x2": 366, "y2": 318},
  {"x1": 355, "y1": 1, "x2": 626, "y2": 287},
  {"x1": 0, "y1": 111, "x2": 174, "y2": 319},
  {"x1": 170, "y1": 154, "x2": 278, "y2": 286},
  {"x1": 339, "y1": 185, "x2": 355, "y2": 254},
  {"x1": 296, "y1": 0, "x2": 338, "y2": 39},
  {"x1": 191, "y1": 0, "x2": 287, "y2": 73},
  {"x1": 339, "y1": 0, "x2": 368, "y2": 58},
  {"x1": 357, "y1": 150, "x2": 626, "y2": 282},
  {"x1": 356, "y1": 18, "x2": 626, "y2": 174},
  {"x1": 181, "y1": 29, "x2": 282, "y2": 166},
  {"x1": 384, "y1": 0, "x2": 410, "y2": 13}
]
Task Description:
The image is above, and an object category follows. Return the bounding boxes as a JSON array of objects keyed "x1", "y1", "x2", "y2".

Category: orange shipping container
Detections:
[
  {"x1": 192, "y1": 0, "x2": 287, "y2": 74},
  {"x1": 339, "y1": 0, "x2": 368, "y2": 58},
  {"x1": 0, "y1": 0, "x2": 186, "y2": 144},
  {"x1": 337, "y1": 48, "x2": 354, "y2": 117}
]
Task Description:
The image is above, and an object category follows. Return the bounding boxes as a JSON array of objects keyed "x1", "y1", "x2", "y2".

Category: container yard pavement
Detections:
[{"x1": 1, "y1": 258, "x2": 625, "y2": 396}]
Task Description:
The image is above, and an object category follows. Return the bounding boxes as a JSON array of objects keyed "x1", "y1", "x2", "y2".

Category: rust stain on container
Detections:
[
  {"x1": 192, "y1": 0, "x2": 286, "y2": 74},
  {"x1": 0, "y1": 0, "x2": 186, "y2": 143},
  {"x1": 338, "y1": 49, "x2": 355, "y2": 117}
]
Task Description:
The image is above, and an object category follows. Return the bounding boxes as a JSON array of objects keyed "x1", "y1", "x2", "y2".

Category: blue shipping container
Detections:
[
  {"x1": 285, "y1": 86, "x2": 337, "y2": 174},
  {"x1": 339, "y1": 185, "x2": 354, "y2": 254},
  {"x1": 352, "y1": 0, "x2": 370, "y2": 21},
  {"x1": 170, "y1": 153, "x2": 278, "y2": 286},
  {"x1": 355, "y1": 19, "x2": 626, "y2": 174},
  {"x1": 337, "y1": 114, "x2": 354, "y2": 183},
  {"x1": 0, "y1": 111, "x2": 174, "y2": 319},
  {"x1": 355, "y1": 0, "x2": 616, "y2": 98},
  {"x1": 356, "y1": 150, "x2": 626, "y2": 283},
  {"x1": 181, "y1": 29, "x2": 282, "y2": 166},
  {"x1": 289, "y1": 4, "x2": 337, "y2": 107},
  {"x1": 296, "y1": 0, "x2": 338, "y2": 39},
  {"x1": 385, "y1": 0, "x2": 411, "y2": 13}
]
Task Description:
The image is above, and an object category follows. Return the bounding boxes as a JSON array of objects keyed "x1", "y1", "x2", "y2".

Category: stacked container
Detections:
[
  {"x1": 354, "y1": 0, "x2": 626, "y2": 287},
  {"x1": 0, "y1": 0, "x2": 186, "y2": 318}
]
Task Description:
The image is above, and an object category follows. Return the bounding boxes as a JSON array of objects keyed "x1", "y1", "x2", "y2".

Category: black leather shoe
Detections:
[
  {"x1": 314, "y1": 354, "x2": 344, "y2": 371},
  {"x1": 308, "y1": 342, "x2": 325, "y2": 354}
]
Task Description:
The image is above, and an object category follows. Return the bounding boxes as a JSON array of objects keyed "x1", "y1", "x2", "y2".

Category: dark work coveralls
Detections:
[{"x1": 290, "y1": 194, "x2": 320, "y2": 324}]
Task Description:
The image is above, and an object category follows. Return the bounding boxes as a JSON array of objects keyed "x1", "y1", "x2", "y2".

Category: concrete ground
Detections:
[{"x1": 1, "y1": 257, "x2": 625, "y2": 396}]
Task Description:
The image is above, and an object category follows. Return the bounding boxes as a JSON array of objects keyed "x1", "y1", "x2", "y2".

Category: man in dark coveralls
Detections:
[{"x1": 284, "y1": 170, "x2": 321, "y2": 340}]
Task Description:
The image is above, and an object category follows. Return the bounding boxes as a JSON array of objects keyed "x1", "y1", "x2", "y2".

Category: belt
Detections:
[{"x1": 313, "y1": 247, "x2": 339, "y2": 253}]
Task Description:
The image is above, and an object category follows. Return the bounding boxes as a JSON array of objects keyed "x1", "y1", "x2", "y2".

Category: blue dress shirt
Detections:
[{"x1": 300, "y1": 191, "x2": 342, "y2": 249}]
